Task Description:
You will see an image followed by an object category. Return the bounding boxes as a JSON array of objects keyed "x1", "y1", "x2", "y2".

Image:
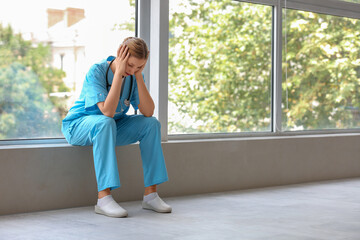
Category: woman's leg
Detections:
[
  {"x1": 144, "y1": 185, "x2": 157, "y2": 195},
  {"x1": 66, "y1": 115, "x2": 127, "y2": 217},
  {"x1": 66, "y1": 115, "x2": 121, "y2": 193},
  {"x1": 115, "y1": 115, "x2": 169, "y2": 189},
  {"x1": 115, "y1": 115, "x2": 171, "y2": 213}
]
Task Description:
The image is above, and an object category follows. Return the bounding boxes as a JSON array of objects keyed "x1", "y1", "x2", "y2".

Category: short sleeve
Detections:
[
  {"x1": 84, "y1": 64, "x2": 108, "y2": 111},
  {"x1": 130, "y1": 73, "x2": 144, "y2": 110}
]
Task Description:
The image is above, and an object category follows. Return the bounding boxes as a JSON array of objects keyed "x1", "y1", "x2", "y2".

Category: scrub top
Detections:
[{"x1": 62, "y1": 56, "x2": 141, "y2": 124}]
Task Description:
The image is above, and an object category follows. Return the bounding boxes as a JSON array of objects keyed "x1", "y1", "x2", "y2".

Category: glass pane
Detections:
[
  {"x1": 168, "y1": 0, "x2": 272, "y2": 134},
  {"x1": 340, "y1": 0, "x2": 360, "y2": 3},
  {"x1": 0, "y1": 0, "x2": 135, "y2": 140},
  {"x1": 282, "y1": 9, "x2": 360, "y2": 130}
]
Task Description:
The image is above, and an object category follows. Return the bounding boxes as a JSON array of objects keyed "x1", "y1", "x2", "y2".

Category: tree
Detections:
[
  {"x1": 0, "y1": 24, "x2": 68, "y2": 139},
  {"x1": 112, "y1": 0, "x2": 136, "y2": 32},
  {"x1": 168, "y1": 0, "x2": 360, "y2": 133},
  {"x1": 169, "y1": 0, "x2": 272, "y2": 133},
  {"x1": 0, "y1": 63, "x2": 62, "y2": 138},
  {"x1": 282, "y1": 10, "x2": 360, "y2": 130}
]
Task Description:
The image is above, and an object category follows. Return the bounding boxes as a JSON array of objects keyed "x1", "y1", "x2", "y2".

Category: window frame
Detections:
[
  {"x1": 1, "y1": 0, "x2": 359, "y2": 145},
  {"x1": 147, "y1": 0, "x2": 360, "y2": 141}
]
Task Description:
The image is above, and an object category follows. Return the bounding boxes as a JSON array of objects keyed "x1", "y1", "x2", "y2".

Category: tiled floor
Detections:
[{"x1": 0, "y1": 178, "x2": 359, "y2": 240}]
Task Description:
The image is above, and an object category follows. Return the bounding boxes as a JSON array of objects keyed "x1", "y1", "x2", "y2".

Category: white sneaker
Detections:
[
  {"x1": 142, "y1": 193, "x2": 172, "y2": 213},
  {"x1": 95, "y1": 198, "x2": 128, "y2": 218}
]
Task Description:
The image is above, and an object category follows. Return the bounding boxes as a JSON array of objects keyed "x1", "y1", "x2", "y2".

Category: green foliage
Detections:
[
  {"x1": 0, "y1": 24, "x2": 67, "y2": 139},
  {"x1": 169, "y1": 0, "x2": 360, "y2": 133},
  {"x1": 112, "y1": 0, "x2": 136, "y2": 32},
  {"x1": 282, "y1": 10, "x2": 360, "y2": 130},
  {"x1": 0, "y1": 63, "x2": 62, "y2": 138},
  {"x1": 169, "y1": 0, "x2": 272, "y2": 133}
]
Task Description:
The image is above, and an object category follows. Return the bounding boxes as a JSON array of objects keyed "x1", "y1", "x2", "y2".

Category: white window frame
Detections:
[
  {"x1": 1, "y1": 0, "x2": 359, "y2": 145},
  {"x1": 138, "y1": 0, "x2": 360, "y2": 141}
]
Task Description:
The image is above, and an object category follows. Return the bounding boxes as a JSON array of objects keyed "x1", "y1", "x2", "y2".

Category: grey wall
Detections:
[{"x1": 1, "y1": 134, "x2": 359, "y2": 215}]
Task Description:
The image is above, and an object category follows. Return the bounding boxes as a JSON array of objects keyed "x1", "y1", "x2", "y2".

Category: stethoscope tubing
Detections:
[{"x1": 106, "y1": 59, "x2": 134, "y2": 105}]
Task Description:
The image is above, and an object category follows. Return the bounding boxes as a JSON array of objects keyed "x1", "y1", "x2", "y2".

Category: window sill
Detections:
[
  {"x1": 1, "y1": 131, "x2": 360, "y2": 149},
  {"x1": 167, "y1": 131, "x2": 360, "y2": 143}
]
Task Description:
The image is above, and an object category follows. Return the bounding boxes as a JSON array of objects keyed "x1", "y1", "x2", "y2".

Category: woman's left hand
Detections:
[{"x1": 134, "y1": 51, "x2": 149, "y2": 77}]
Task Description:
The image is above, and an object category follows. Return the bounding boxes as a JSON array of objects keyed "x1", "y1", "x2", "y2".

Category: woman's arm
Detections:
[
  {"x1": 97, "y1": 45, "x2": 129, "y2": 118},
  {"x1": 134, "y1": 72, "x2": 155, "y2": 117}
]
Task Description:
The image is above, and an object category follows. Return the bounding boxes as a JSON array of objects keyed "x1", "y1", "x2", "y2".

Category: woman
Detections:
[{"x1": 61, "y1": 37, "x2": 171, "y2": 218}]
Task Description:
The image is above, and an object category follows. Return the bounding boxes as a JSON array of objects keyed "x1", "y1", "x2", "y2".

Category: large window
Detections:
[
  {"x1": 282, "y1": 10, "x2": 360, "y2": 130},
  {"x1": 0, "y1": 0, "x2": 135, "y2": 140},
  {"x1": 168, "y1": 0, "x2": 273, "y2": 134},
  {"x1": 1, "y1": 0, "x2": 359, "y2": 142},
  {"x1": 167, "y1": 0, "x2": 360, "y2": 136}
]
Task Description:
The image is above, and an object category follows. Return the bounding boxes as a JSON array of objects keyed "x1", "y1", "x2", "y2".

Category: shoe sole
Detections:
[
  {"x1": 94, "y1": 205, "x2": 128, "y2": 218},
  {"x1": 142, "y1": 202, "x2": 172, "y2": 213}
]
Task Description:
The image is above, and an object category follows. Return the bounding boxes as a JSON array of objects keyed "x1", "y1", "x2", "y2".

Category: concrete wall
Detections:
[{"x1": 1, "y1": 134, "x2": 360, "y2": 215}]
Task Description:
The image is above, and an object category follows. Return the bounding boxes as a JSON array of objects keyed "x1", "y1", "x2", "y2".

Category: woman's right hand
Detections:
[{"x1": 114, "y1": 44, "x2": 130, "y2": 77}]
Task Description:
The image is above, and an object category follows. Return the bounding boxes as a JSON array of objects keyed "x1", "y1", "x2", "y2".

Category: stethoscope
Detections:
[{"x1": 106, "y1": 59, "x2": 136, "y2": 114}]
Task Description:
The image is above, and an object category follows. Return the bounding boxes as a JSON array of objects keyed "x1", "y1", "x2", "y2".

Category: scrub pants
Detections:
[{"x1": 63, "y1": 114, "x2": 168, "y2": 192}]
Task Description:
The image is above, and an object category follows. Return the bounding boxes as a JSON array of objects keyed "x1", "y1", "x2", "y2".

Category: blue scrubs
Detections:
[{"x1": 62, "y1": 56, "x2": 168, "y2": 191}]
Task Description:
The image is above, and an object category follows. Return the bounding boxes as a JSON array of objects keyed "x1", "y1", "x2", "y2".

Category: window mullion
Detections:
[
  {"x1": 284, "y1": 0, "x2": 360, "y2": 19},
  {"x1": 137, "y1": 0, "x2": 151, "y2": 90},
  {"x1": 148, "y1": 0, "x2": 169, "y2": 141},
  {"x1": 273, "y1": 1, "x2": 283, "y2": 133}
]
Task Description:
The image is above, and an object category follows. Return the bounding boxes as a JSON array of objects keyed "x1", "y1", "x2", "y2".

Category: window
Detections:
[
  {"x1": 0, "y1": 0, "x2": 135, "y2": 140},
  {"x1": 1, "y1": 0, "x2": 359, "y2": 142},
  {"x1": 342, "y1": 0, "x2": 360, "y2": 3},
  {"x1": 282, "y1": 9, "x2": 360, "y2": 130},
  {"x1": 168, "y1": 0, "x2": 273, "y2": 135}
]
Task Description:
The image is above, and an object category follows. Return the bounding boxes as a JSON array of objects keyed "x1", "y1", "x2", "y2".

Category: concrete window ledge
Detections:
[{"x1": 0, "y1": 133, "x2": 359, "y2": 215}]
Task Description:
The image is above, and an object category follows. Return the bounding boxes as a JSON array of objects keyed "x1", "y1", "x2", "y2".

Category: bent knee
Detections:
[
  {"x1": 143, "y1": 116, "x2": 161, "y2": 128},
  {"x1": 94, "y1": 115, "x2": 116, "y2": 130}
]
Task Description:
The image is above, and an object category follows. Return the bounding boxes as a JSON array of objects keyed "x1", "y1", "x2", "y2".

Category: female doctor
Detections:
[{"x1": 61, "y1": 37, "x2": 171, "y2": 218}]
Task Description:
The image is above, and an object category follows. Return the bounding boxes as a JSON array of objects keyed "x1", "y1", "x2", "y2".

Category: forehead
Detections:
[{"x1": 128, "y1": 56, "x2": 146, "y2": 66}]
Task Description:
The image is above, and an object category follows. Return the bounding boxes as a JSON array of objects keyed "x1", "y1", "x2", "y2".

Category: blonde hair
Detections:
[{"x1": 122, "y1": 37, "x2": 149, "y2": 59}]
